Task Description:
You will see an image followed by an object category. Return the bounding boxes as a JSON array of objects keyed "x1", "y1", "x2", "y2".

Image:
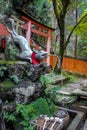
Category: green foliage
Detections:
[
  {"x1": 69, "y1": 9, "x2": 87, "y2": 39},
  {"x1": 16, "y1": 103, "x2": 36, "y2": 129},
  {"x1": 62, "y1": 71, "x2": 77, "y2": 82},
  {"x1": 77, "y1": 39, "x2": 87, "y2": 58},
  {"x1": 9, "y1": 74, "x2": 19, "y2": 84},
  {"x1": 40, "y1": 73, "x2": 62, "y2": 86},
  {"x1": 47, "y1": 85, "x2": 62, "y2": 102},
  {"x1": 0, "y1": 66, "x2": 7, "y2": 77},
  {"x1": 0, "y1": 0, "x2": 16, "y2": 15},
  {"x1": 40, "y1": 74, "x2": 53, "y2": 85},
  {"x1": 78, "y1": 1, "x2": 87, "y2": 13},
  {"x1": 25, "y1": 0, "x2": 52, "y2": 26},
  {"x1": 5, "y1": 42, "x2": 19, "y2": 61},
  {"x1": 4, "y1": 112, "x2": 16, "y2": 121},
  {"x1": 46, "y1": 98, "x2": 58, "y2": 114},
  {"x1": 29, "y1": 98, "x2": 50, "y2": 116},
  {"x1": 4, "y1": 98, "x2": 57, "y2": 130},
  {"x1": 12, "y1": 0, "x2": 52, "y2": 26},
  {"x1": 40, "y1": 73, "x2": 57, "y2": 85},
  {"x1": 1, "y1": 79, "x2": 14, "y2": 91}
]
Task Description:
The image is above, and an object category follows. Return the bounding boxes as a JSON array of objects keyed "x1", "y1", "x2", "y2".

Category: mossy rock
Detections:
[
  {"x1": 0, "y1": 79, "x2": 15, "y2": 91},
  {"x1": 0, "y1": 79, "x2": 15, "y2": 101},
  {"x1": 55, "y1": 94, "x2": 77, "y2": 105},
  {"x1": 5, "y1": 41, "x2": 19, "y2": 61}
]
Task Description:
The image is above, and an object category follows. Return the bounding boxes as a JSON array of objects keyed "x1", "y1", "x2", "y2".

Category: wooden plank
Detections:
[
  {"x1": 67, "y1": 111, "x2": 84, "y2": 130},
  {"x1": 83, "y1": 119, "x2": 87, "y2": 130},
  {"x1": 72, "y1": 89, "x2": 87, "y2": 97}
]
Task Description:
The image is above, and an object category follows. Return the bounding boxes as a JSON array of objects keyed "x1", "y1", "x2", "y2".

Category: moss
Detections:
[
  {"x1": 0, "y1": 60, "x2": 19, "y2": 65},
  {"x1": 1, "y1": 79, "x2": 15, "y2": 91}
]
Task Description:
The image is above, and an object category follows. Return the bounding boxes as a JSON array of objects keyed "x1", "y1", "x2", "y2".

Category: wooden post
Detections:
[
  {"x1": 47, "y1": 30, "x2": 51, "y2": 66},
  {"x1": 26, "y1": 21, "x2": 31, "y2": 44},
  {"x1": 0, "y1": 99, "x2": 5, "y2": 130}
]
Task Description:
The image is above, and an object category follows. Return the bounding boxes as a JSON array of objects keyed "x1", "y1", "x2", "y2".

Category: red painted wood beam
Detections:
[
  {"x1": 21, "y1": 16, "x2": 54, "y2": 32},
  {"x1": 31, "y1": 28, "x2": 48, "y2": 37}
]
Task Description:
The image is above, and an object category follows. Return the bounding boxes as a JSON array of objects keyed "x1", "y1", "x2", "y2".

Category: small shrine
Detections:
[{"x1": 16, "y1": 8, "x2": 55, "y2": 65}]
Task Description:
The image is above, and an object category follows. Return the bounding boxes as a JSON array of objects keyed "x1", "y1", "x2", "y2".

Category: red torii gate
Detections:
[{"x1": 20, "y1": 12, "x2": 55, "y2": 65}]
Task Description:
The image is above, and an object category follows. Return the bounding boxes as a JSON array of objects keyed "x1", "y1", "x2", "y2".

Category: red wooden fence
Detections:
[{"x1": 49, "y1": 55, "x2": 87, "y2": 75}]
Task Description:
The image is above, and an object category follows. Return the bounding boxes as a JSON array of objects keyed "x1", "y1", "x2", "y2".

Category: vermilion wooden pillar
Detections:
[
  {"x1": 47, "y1": 30, "x2": 51, "y2": 65},
  {"x1": 1, "y1": 38, "x2": 5, "y2": 48},
  {"x1": 26, "y1": 21, "x2": 31, "y2": 44}
]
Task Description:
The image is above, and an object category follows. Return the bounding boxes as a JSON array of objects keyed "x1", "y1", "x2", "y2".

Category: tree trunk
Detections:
[
  {"x1": 0, "y1": 99, "x2": 5, "y2": 130},
  {"x1": 52, "y1": 0, "x2": 71, "y2": 73},
  {"x1": 54, "y1": 15, "x2": 65, "y2": 73},
  {"x1": 74, "y1": 0, "x2": 78, "y2": 57}
]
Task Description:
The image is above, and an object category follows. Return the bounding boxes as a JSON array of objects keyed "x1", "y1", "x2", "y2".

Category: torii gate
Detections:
[{"x1": 18, "y1": 10, "x2": 55, "y2": 65}]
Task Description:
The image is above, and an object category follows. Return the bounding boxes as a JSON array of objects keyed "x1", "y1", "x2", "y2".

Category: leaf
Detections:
[
  {"x1": 1, "y1": 66, "x2": 7, "y2": 71},
  {"x1": 0, "y1": 71, "x2": 4, "y2": 77},
  {"x1": 4, "y1": 112, "x2": 16, "y2": 121},
  {"x1": 20, "y1": 120, "x2": 29, "y2": 127},
  {"x1": 10, "y1": 75, "x2": 19, "y2": 84}
]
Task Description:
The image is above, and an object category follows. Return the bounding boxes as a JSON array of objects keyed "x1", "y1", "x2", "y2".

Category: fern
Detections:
[
  {"x1": 10, "y1": 74, "x2": 19, "y2": 84},
  {"x1": 4, "y1": 98, "x2": 58, "y2": 129}
]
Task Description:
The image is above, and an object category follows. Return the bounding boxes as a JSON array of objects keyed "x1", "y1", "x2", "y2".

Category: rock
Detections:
[
  {"x1": 0, "y1": 61, "x2": 48, "y2": 104},
  {"x1": 55, "y1": 95, "x2": 77, "y2": 105},
  {"x1": 0, "y1": 61, "x2": 47, "y2": 82},
  {"x1": 12, "y1": 80, "x2": 35, "y2": 104},
  {"x1": 26, "y1": 63, "x2": 46, "y2": 81},
  {"x1": 80, "y1": 80, "x2": 87, "y2": 87},
  {"x1": 0, "y1": 99, "x2": 5, "y2": 130},
  {"x1": 0, "y1": 79, "x2": 15, "y2": 101},
  {"x1": 0, "y1": 53, "x2": 5, "y2": 60},
  {"x1": 15, "y1": 85, "x2": 35, "y2": 97},
  {"x1": 65, "y1": 83, "x2": 82, "y2": 89},
  {"x1": 15, "y1": 85, "x2": 35, "y2": 103},
  {"x1": 8, "y1": 62, "x2": 26, "y2": 79}
]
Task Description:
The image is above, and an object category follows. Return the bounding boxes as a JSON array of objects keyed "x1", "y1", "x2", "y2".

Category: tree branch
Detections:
[{"x1": 64, "y1": 14, "x2": 87, "y2": 49}]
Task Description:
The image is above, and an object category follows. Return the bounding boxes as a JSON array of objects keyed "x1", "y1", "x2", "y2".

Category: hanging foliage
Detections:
[{"x1": 73, "y1": 9, "x2": 87, "y2": 38}]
